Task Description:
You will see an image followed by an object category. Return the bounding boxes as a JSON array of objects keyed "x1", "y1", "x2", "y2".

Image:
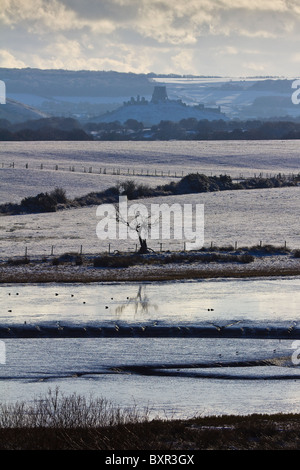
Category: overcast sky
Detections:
[{"x1": 1, "y1": 0, "x2": 300, "y2": 76}]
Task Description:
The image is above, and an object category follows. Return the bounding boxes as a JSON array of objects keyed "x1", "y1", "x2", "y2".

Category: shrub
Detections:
[
  {"x1": 6, "y1": 257, "x2": 30, "y2": 266},
  {"x1": 50, "y1": 187, "x2": 67, "y2": 204},
  {"x1": 21, "y1": 192, "x2": 57, "y2": 213},
  {"x1": 248, "y1": 244, "x2": 290, "y2": 255},
  {"x1": 0, "y1": 388, "x2": 148, "y2": 429},
  {"x1": 51, "y1": 253, "x2": 82, "y2": 265},
  {"x1": 238, "y1": 253, "x2": 255, "y2": 263},
  {"x1": 119, "y1": 180, "x2": 137, "y2": 199},
  {"x1": 93, "y1": 254, "x2": 135, "y2": 268},
  {"x1": 75, "y1": 255, "x2": 83, "y2": 266},
  {"x1": 173, "y1": 173, "x2": 234, "y2": 195},
  {"x1": 118, "y1": 180, "x2": 153, "y2": 199}
]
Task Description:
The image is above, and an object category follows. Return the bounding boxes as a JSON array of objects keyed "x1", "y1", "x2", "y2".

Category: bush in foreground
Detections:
[
  {"x1": 0, "y1": 388, "x2": 148, "y2": 429},
  {"x1": 1, "y1": 389, "x2": 300, "y2": 449}
]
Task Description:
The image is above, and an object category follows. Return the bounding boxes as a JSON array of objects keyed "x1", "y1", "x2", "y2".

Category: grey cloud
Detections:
[
  {"x1": 59, "y1": 0, "x2": 140, "y2": 22},
  {"x1": 1, "y1": 0, "x2": 300, "y2": 75}
]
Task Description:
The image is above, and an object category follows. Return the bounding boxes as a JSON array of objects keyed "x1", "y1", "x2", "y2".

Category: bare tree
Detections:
[{"x1": 114, "y1": 200, "x2": 153, "y2": 254}]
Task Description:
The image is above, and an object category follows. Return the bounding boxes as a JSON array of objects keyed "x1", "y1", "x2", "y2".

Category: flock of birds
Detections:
[
  {"x1": 6, "y1": 290, "x2": 215, "y2": 314},
  {"x1": 4, "y1": 289, "x2": 283, "y2": 357}
]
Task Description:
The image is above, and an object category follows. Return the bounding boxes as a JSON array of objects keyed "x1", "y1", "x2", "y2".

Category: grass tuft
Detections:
[{"x1": 1, "y1": 389, "x2": 300, "y2": 449}]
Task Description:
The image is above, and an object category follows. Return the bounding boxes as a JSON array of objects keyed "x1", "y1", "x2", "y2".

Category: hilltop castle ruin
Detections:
[
  {"x1": 124, "y1": 85, "x2": 220, "y2": 113},
  {"x1": 98, "y1": 85, "x2": 224, "y2": 125}
]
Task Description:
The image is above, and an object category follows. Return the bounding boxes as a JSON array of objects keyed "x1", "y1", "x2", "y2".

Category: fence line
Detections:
[
  {"x1": 1, "y1": 161, "x2": 187, "y2": 179},
  {"x1": 2, "y1": 161, "x2": 299, "y2": 182},
  {"x1": 0, "y1": 239, "x2": 293, "y2": 262}
]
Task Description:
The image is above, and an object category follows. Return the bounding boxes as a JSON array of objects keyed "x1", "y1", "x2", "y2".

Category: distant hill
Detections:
[
  {"x1": 0, "y1": 68, "x2": 155, "y2": 121},
  {"x1": 0, "y1": 68, "x2": 153, "y2": 97},
  {"x1": 94, "y1": 99, "x2": 226, "y2": 126},
  {"x1": 0, "y1": 98, "x2": 49, "y2": 123},
  {"x1": 1, "y1": 68, "x2": 299, "y2": 121}
]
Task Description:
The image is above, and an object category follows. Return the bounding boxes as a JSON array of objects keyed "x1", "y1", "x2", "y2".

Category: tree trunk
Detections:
[{"x1": 138, "y1": 236, "x2": 148, "y2": 254}]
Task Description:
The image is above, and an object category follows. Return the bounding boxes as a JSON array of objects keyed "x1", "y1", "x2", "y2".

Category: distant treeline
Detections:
[
  {"x1": 88, "y1": 118, "x2": 300, "y2": 141},
  {"x1": 1, "y1": 172, "x2": 298, "y2": 216},
  {"x1": 0, "y1": 117, "x2": 92, "y2": 141},
  {"x1": 2, "y1": 116, "x2": 300, "y2": 141}
]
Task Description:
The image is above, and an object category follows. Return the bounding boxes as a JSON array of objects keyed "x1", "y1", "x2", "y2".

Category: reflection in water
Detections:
[
  {"x1": 114, "y1": 285, "x2": 158, "y2": 320},
  {"x1": 1, "y1": 277, "x2": 299, "y2": 326}
]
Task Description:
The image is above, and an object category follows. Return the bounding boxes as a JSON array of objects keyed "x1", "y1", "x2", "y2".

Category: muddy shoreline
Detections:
[{"x1": 1, "y1": 262, "x2": 299, "y2": 283}]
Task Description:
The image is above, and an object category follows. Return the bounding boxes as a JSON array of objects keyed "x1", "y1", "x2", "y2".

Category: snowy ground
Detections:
[
  {"x1": 0, "y1": 140, "x2": 298, "y2": 275},
  {"x1": 0, "y1": 186, "x2": 299, "y2": 259},
  {"x1": 1, "y1": 140, "x2": 299, "y2": 202}
]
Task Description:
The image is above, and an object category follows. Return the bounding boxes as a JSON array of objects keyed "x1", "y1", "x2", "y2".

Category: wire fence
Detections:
[
  {"x1": 1, "y1": 239, "x2": 294, "y2": 263},
  {"x1": 1, "y1": 161, "x2": 186, "y2": 179},
  {"x1": 2, "y1": 161, "x2": 297, "y2": 181}
]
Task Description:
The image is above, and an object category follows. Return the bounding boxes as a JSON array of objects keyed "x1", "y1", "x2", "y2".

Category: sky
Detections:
[{"x1": 1, "y1": 0, "x2": 300, "y2": 76}]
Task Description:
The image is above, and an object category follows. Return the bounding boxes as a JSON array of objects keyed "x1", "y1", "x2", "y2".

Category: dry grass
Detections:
[{"x1": 1, "y1": 389, "x2": 300, "y2": 450}]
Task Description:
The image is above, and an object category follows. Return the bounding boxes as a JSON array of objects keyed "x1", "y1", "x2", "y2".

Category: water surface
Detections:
[{"x1": 1, "y1": 277, "x2": 300, "y2": 418}]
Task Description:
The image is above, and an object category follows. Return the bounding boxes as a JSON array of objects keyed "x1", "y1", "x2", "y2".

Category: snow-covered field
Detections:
[
  {"x1": 0, "y1": 140, "x2": 299, "y2": 257},
  {"x1": 0, "y1": 186, "x2": 299, "y2": 259},
  {"x1": 0, "y1": 140, "x2": 299, "y2": 418},
  {"x1": 0, "y1": 139, "x2": 299, "y2": 202}
]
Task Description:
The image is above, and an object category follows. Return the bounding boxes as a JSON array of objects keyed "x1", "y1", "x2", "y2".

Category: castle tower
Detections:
[{"x1": 151, "y1": 86, "x2": 168, "y2": 103}]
